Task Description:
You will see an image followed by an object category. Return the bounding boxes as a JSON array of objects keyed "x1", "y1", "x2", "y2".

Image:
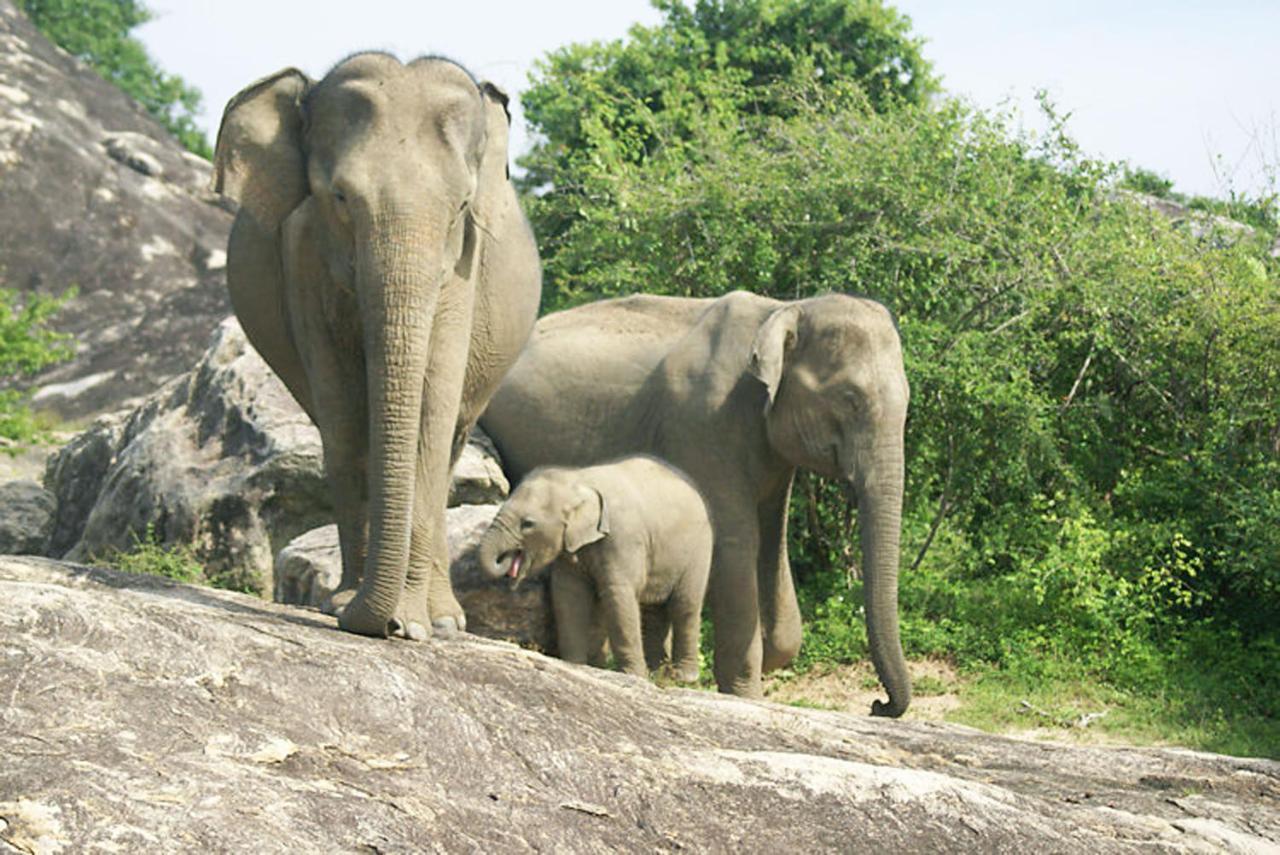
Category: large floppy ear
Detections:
[
  {"x1": 564, "y1": 484, "x2": 609, "y2": 554},
  {"x1": 747, "y1": 305, "x2": 801, "y2": 410},
  {"x1": 211, "y1": 68, "x2": 311, "y2": 229}
]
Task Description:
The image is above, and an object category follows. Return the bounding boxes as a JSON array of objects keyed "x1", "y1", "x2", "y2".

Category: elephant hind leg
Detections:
[{"x1": 641, "y1": 604, "x2": 671, "y2": 672}]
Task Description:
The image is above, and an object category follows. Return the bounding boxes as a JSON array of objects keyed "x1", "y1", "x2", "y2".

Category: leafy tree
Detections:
[
  {"x1": 18, "y1": 0, "x2": 210, "y2": 157},
  {"x1": 520, "y1": 0, "x2": 936, "y2": 292},
  {"x1": 530, "y1": 52, "x2": 1280, "y2": 750}
]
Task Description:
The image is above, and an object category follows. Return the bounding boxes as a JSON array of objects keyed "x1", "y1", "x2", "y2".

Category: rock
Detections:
[
  {"x1": 273, "y1": 505, "x2": 554, "y2": 651},
  {"x1": 272, "y1": 524, "x2": 340, "y2": 607},
  {"x1": 1118, "y1": 190, "x2": 1259, "y2": 246},
  {"x1": 449, "y1": 429, "x2": 509, "y2": 506},
  {"x1": 2, "y1": 556, "x2": 1277, "y2": 853},
  {"x1": 47, "y1": 315, "x2": 519, "y2": 599},
  {"x1": 43, "y1": 317, "x2": 331, "y2": 594},
  {"x1": 42, "y1": 410, "x2": 129, "y2": 557},
  {"x1": 0, "y1": 480, "x2": 54, "y2": 554},
  {"x1": 0, "y1": 2, "x2": 233, "y2": 421}
]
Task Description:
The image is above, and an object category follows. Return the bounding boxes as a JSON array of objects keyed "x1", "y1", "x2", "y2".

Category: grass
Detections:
[{"x1": 94, "y1": 525, "x2": 207, "y2": 586}]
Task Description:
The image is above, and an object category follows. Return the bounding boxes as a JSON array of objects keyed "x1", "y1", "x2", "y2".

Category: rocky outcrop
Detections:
[
  {"x1": 0, "y1": 1, "x2": 232, "y2": 420},
  {"x1": 1119, "y1": 189, "x2": 1264, "y2": 247},
  {"x1": 45, "y1": 316, "x2": 523, "y2": 601},
  {"x1": 275, "y1": 506, "x2": 556, "y2": 650},
  {"x1": 43, "y1": 317, "x2": 329, "y2": 594},
  {"x1": 0, "y1": 479, "x2": 54, "y2": 554},
  {"x1": 2, "y1": 556, "x2": 1276, "y2": 853}
]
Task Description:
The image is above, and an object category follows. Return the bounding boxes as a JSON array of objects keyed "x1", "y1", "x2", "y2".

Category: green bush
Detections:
[
  {"x1": 97, "y1": 524, "x2": 207, "y2": 586},
  {"x1": 0, "y1": 288, "x2": 72, "y2": 443},
  {"x1": 523, "y1": 5, "x2": 1280, "y2": 754}
]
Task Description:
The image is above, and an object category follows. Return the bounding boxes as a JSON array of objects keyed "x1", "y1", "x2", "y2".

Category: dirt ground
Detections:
[{"x1": 764, "y1": 659, "x2": 963, "y2": 721}]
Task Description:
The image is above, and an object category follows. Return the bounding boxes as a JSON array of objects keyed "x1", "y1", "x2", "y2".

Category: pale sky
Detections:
[{"x1": 137, "y1": 1, "x2": 1278, "y2": 200}]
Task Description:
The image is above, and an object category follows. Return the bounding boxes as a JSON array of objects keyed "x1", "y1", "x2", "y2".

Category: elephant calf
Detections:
[{"x1": 476, "y1": 455, "x2": 712, "y2": 682}]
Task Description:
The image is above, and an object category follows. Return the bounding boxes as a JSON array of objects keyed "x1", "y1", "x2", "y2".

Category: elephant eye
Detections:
[
  {"x1": 333, "y1": 190, "x2": 347, "y2": 204},
  {"x1": 520, "y1": 518, "x2": 536, "y2": 531}
]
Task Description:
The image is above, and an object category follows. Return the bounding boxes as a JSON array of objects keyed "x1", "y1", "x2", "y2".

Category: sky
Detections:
[{"x1": 136, "y1": 1, "x2": 1279, "y2": 200}]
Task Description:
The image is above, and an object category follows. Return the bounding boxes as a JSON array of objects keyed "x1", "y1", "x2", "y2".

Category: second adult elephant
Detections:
[
  {"x1": 481, "y1": 291, "x2": 911, "y2": 715},
  {"x1": 213, "y1": 54, "x2": 541, "y2": 638}
]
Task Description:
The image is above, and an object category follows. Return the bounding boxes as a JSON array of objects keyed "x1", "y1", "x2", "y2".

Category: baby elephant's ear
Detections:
[{"x1": 564, "y1": 485, "x2": 609, "y2": 553}]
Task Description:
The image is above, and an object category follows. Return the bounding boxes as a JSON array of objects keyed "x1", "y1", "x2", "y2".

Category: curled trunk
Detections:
[
  {"x1": 855, "y1": 450, "x2": 911, "y2": 718},
  {"x1": 476, "y1": 511, "x2": 522, "y2": 580}
]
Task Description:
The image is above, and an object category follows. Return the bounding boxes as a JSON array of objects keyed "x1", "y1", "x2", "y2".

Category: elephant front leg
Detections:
[
  {"x1": 599, "y1": 582, "x2": 647, "y2": 679},
  {"x1": 708, "y1": 527, "x2": 764, "y2": 697},
  {"x1": 551, "y1": 568, "x2": 598, "y2": 666},
  {"x1": 401, "y1": 278, "x2": 474, "y2": 636}
]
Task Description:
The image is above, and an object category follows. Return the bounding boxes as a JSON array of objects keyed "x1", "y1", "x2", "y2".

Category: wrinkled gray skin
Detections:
[
  {"x1": 481, "y1": 291, "x2": 910, "y2": 715},
  {"x1": 213, "y1": 54, "x2": 541, "y2": 639},
  {"x1": 476, "y1": 456, "x2": 713, "y2": 682}
]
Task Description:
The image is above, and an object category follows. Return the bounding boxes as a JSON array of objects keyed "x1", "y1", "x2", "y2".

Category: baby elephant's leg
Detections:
[
  {"x1": 551, "y1": 568, "x2": 598, "y2": 666},
  {"x1": 599, "y1": 583, "x2": 647, "y2": 678},
  {"x1": 641, "y1": 604, "x2": 671, "y2": 672},
  {"x1": 667, "y1": 595, "x2": 703, "y2": 684}
]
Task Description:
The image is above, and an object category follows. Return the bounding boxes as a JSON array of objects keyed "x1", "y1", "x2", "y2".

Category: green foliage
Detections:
[
  {"x1": 18, "y1": 0, "x2": 210, "y2": 157},
  {"x1": 527, "y1": 10, "x2": 1280, "y2": 753},
  {"x1": 521, "y1": 0, "x2": 936, "y2": 294},
  {"x1": 100, "y1": 524, "x2": 207, "y2": 585},
  {"x1": 0, "y1": 288, "x2": 72, "y2": 442}
]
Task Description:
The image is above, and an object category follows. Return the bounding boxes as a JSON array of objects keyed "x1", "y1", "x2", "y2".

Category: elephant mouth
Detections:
[{"x1": 495, "y1": 549, "x2": 525, "y2": 587}]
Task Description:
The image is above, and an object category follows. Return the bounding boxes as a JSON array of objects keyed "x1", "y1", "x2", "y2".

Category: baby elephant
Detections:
[{"x1": 476, "y1": 455, "x2": 713, "y2": 682}]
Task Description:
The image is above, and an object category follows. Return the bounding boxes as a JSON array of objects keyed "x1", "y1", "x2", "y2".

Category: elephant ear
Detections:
[
  {"x1": 748, "y1": 305, "x2": 802, "y2": 411},
  {"x1": 478, "y1": 81, "x2": 511, "y2": 181},
  {"x1": 564, "y1": 484, "x2": 609, "y2": 554},
  {"x1": 211, "y1": 68, "x2": 312, "y2": 229}
]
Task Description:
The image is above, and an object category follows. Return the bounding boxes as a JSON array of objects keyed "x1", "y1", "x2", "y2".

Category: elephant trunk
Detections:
[
  {"x1": 339, "y1": 215, "x2": 440, "y2": 636},
  {"x1": 476, "y1": 511, "x2": 524, "y2": 581},
  {"x1": 854, "y1": 444, "x2": 912, "y2": 718}
]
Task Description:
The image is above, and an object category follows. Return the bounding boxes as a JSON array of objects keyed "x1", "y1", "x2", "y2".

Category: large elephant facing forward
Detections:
[
  {"x1": 481, "y1": 291, "x2": 911, "y2": 715},
  {"x1": 213, "y1": 54, "x2": 541, "y2": 639}
]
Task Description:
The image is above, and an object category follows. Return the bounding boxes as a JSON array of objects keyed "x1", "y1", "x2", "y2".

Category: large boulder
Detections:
[
  {"x1": 2, "y1": 556, "x2": 1277, "y2": 852},
  {"x1": 273, "y1": 505, "x2": 555, "y2": 650},
  {"x1": 0, "y1": 1, "x2": 233, "y2": 420},
  {"x1": 0, "y1": 479, "x2": 54, "y2": 554},
  {"x1": 43, "y1": 317, "x2": 330, "y2": 593},
  {"x1": 46, "y1": 315, "x2": 522, "y2": 599}
]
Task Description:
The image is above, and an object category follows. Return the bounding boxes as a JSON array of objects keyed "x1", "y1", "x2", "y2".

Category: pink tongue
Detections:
[{"x1": 507, "y1": 552, "x2": 523, "y2": 579}]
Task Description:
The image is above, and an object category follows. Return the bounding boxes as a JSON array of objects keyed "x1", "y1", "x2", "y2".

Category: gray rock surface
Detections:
[
  {"x1": 449, "y1": 429, "x2": 509, "y2": 506},
  {"x1": 46, "y1": 315, "x2": 523, "y2": 600},
  {"x1": 274, "y1": 505, "x2": 555, "y2": 651},
  {"x1": 0, "y1": 1, "x2": 233, "y2": 420},
  {"x1": 2, "y1": 556, "x2": 1277, "y2": 853},
  {"x1": 43, "y1": 317, "x2": 330, "y2": 594},
  {"x1": 0, "y1": 479, "x2": 54, "y2": 554},
  {"x1": 1119, "y1": 190, "x2": 1261, "y2": 246},
  {"x1": 272, "y1": 524, "x2": 341, "y2": 608}
]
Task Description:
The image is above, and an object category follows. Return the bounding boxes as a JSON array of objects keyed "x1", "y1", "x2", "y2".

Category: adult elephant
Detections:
[
  {"x1": 213, "y1": 54, "x2": 541, "y2": 639},
  {"x1": 480, "y1": 291, "x2": 910, "y2": 715}
]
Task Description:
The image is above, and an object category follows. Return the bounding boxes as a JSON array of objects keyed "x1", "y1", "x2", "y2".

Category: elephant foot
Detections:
[
  {"x1": 428, "y1": 584, "x2": 467, "y2": 635},
  {"x1": 671, "y1": 664, "x2": 701, "y2": 685},
  {"x1": 321, "y1": 587, "x2": 358, "y2": 617},
  {"x1": 335, "y1": 590, "x2": 431, "y2": 641},
  {"x1": 390, "y1": 591, "x2": 434, "y2": 642},
  {"x1": 337, "y1": 591, "x2": 395, "y2": 638}
]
